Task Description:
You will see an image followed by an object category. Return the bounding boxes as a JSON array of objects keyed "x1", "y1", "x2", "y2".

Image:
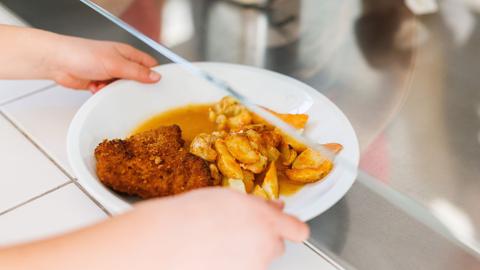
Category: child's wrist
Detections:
[
  {"x1": 16, "y1": 27, "x2": 62, "y2": 80},
  {"x1": 30, "y1": 28, "x2": 63, "y2": 80}
]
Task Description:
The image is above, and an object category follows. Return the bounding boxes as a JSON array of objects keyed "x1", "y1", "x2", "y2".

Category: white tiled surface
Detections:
[
  {"x1": 0, "y1": 80, "x2": 53, "y2": 105},
  {"x1": 2, "y1": 86, "x2": 92, "y2": 176},
  {"x1": 0, "y1": 183, "x2": 107, "y2": 246},
  {"x1": 0, "y1": 114, "x2": 69, "y2": 213},
  {"x1": 0, "y1": 5, "x2": 339, "y2": 269}
]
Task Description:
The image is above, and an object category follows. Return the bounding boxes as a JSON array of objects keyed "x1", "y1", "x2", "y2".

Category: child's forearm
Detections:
[{"x1": 0, "y1": 24, "x2": 57, "y2": 80}]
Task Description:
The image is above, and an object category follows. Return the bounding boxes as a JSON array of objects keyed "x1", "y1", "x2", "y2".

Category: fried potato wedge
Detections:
[
  {"x1": 262, "y1": 162, "x2": 279, "y2": 199},
  {"x1": 281, "y1": 131, "x2": 308, "y2": 152},
  {"x1": 225, "y1": 134, "x2": 260, "y2": 164},
  {"x1": 215, "y1": 140, "x2": 243, "y2": 179},
  {"x1": 280, "y1": 142, "x2": 297, "y2": 166},
  {"x1": 322, "y1": 143, "x2": 343, "y2": 154},
  {"x1": 190, "y1": 133, "x2": 217, "y2": 162},
  {"x1": 253, "y1": 107, "x2": 309, "y2": 130},
  {"x1": 242, "y1": 170, "x2": 255, "y2": 193},
  {"x1": 241, "y1": 154, "x2": 268, "y2": 174},
  {"x1": 286, "y1": 161, "x2": 333, "y2": 183},
  {"x1": 265, "y1": 108, "x2": 309, "y2": 130},
  {"x1": 292, "y1": 148, "x2": 327, "y2": 170},
  {"x1": 266, "y1": 147, "x2": 281, "y2": 161},
  {"x1": 209, "y1": 163, "x2": 222, "y2": 184},
  {"x1": 252, "y1": 185, "x2": 269, "y2": 200}
]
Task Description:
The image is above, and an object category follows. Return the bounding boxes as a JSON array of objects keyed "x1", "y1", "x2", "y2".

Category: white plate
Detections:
[{"x1": 67, "y1": 63, "x2": 359, "y2": 221}]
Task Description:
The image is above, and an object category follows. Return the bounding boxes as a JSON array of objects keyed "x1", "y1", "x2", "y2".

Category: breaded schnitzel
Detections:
[{"x1": 95, "y1": 125, "x2": 217, "y2": 198}]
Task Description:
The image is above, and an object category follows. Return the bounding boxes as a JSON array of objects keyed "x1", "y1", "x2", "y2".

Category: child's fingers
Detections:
[
  {"x1": 115, "y1": 43, "x2": 158, "y2": 67},
  {"x1": 110, "y1": 60, "x2": 161, "y2": 83},
  {"x1": 268, "y1": 200, "x2": 285, "y2": 210},
  {"x1": 54, "y1": 73, "x2": 91, "y2": 90},
  {"x1": 88, "y1": 82, "x2": 100, "y2": 93},
  {"x1": 272, "y1": 211, "x2": 310, "y2": 243},
  {"x1": 88, "y1": 80, "x2": 114, "y2": 94}
]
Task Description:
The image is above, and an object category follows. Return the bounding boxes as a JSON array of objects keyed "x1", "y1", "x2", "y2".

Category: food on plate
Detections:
[
  {"x1": 209, "y1": 96, "x2": 253, "y2": 130},
  {"x1": 262, "y1": 162, "x2": 279, "y2": 200},
  {"x1": 95, "y1": 96, "x2": 343, "y2": 200},
  {"x1": 242, "y1": 170, "x2": 255, "y2": 193},
  {"x1": 252, "y1": 185, "x2": 269, "y2": 200},
  {"x1": 279, "y1": 142, "x2": 297, "y2": 166},
  {"x1": 189, "y1": 133, "x2": 218, "y2": 162},
  {"x1": 209, "y1": 96, "x2": 309, "y2": 131},
  {"x1": 190, "y1": 96, "x2": 343, "y2": 199},
  {"x1": 95, "y1": 125, "x2": 218, "y2": 198},
  {"x1": 225, "y1": 133, "x2": 261, "y2": 164},
  {"x1": 257, "y1": 107, "x2": 309, "y2": 130},
  {"x1": 323, "y1": 143, "x2": 343, "y2": 154},
  {"x1": 215, "y1": 139, "x2": 244, "y2": 179}
]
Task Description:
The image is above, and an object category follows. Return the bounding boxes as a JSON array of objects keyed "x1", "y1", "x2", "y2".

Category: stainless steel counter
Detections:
[{"x1": 2, "y1": 0, "x2": 479, "y2": 268}]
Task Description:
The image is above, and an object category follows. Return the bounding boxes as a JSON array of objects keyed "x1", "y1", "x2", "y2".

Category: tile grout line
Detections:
[
  {"x1": 0, "y1": 110, "x2": 75, "y2": 180},
  {"x1": 0, "y1": 181, "x2": 73, "y2": 216},
  {"x1": 0, "y1": 111, "x2": 112, "y2": 216},
  {"x1": 0, "y1": 83, "x2": 57, "y2": 107},
  {"x1": 72, "y1": 180, "x2": 112, "y2": 216}
]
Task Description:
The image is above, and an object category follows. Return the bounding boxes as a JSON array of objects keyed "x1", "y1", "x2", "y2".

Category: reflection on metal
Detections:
[
  {"x1": 439, "y1": 0, "x2": 476, "y2": 46},
  {"x1": 303, "y1": 240, "x2": 349, "y2": 270},
  {"x1": 405, "y1": 0, "x2": 439, "y2": 15},
  {"x1": 430, "y1": 199, "x2": 480, "y2": 254},
  {"x1": 162, "y1": 0, "x2": 194, "y2": 46},
  {"x1": 310, "y1": 183, "x2": 480, "y2": 269},
  {"x1": 205, "y1": 0, "x2": 300, "y2": 66}
]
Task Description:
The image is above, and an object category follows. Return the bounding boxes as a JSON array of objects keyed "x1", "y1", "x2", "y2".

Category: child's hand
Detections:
[
  {"x1": 127, "y1": 188, "x2": 309, "y2": 270},
  {"x1": 48, "y1": 35, "x2": 160, "y2": 92},
  {"x1": 0, "y1": 188, "x2": 309, "y2": 270},
  {"x1": 0, "y1": 25, "x2": 160, "y2": 91}
]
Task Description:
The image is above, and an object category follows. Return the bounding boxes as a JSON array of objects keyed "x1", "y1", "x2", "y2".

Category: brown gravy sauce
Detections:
[{"x1": 133, "y1": 104, "x2": 216, "y2": 144}]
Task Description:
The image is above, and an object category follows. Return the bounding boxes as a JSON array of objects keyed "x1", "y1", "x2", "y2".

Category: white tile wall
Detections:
[
  {"x1": 0, "y1": 183, "x2": 107, "y2": 246},
  {"x1": 0, "y1": 114, "x2": 69, "y2": 213},
  {"x1": 1, "y1": 86, "x2": 92, "y2": 176}
]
